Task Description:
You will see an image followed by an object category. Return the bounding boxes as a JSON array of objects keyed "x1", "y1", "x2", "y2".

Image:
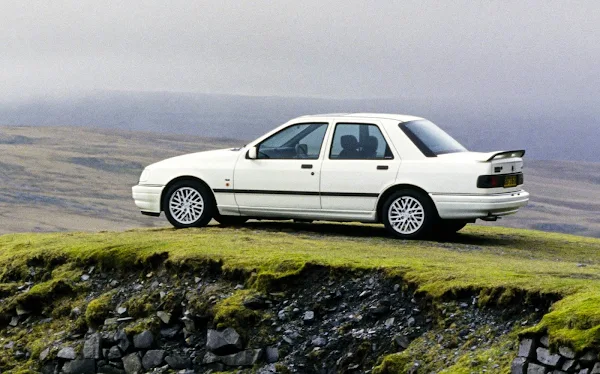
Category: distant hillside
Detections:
[
  {"x1": 1, "y1": 91, "x2": 599, "y2": 162},
  {"x1": 0, "y1": 126, "x2": 599, "y2": 237}
]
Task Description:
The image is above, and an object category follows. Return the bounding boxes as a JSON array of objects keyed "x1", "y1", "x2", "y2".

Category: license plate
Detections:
[{"x1": 504, "y1": 175, "x2": 517, "y2": 188}]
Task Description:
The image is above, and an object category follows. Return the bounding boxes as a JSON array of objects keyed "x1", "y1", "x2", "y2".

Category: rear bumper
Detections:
[
  {"x1": 431, "y1": 190, "x2": 529, "y2": 219},
  {"x1": 132, "y1": 184, "x2": 164, "y2": 214}
]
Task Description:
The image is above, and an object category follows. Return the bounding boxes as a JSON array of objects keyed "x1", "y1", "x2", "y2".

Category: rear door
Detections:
[{"x1": 320, "y1": 122, "x2": 401, "y2": 212}]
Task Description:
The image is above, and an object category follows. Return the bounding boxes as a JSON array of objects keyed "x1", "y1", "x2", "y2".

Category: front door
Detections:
[
  {"x1": 320, "y1": 122, "x2": 401, "y2": 212},
  {"x1": 233, "y1": 122, "x2": 329, "y2": 213}
]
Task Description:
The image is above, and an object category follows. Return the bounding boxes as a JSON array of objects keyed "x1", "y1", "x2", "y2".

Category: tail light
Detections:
[{"x1": 477, "y1": 173, "x2": 524, "y2": 189}]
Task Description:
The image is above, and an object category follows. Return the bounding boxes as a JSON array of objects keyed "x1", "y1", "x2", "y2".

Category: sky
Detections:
[{"x1": 1, "y1": 1, "x2": 599, "y2": 102}]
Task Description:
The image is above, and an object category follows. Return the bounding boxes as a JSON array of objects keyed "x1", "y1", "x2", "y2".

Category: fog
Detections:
[{"x1": 1, "y1": 1, "x2": 599, "y2": 102}]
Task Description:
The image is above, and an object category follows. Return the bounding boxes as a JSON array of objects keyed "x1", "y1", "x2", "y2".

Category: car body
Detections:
[{"x1": 132, "y1": 113, "x2": 529, "y2": 238}]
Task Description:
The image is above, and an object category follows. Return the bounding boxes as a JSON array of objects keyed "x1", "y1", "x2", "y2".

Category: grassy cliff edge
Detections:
[{"x1": 1, "y1": 222, "x2": 599, "y2": 372}]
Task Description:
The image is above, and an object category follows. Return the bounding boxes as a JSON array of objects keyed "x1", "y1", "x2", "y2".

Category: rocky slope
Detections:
[{"x1": 0, "y1": 262, "x2": 555, "y2": 374}]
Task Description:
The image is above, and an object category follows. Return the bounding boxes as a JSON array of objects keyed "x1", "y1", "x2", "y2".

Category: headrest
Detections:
[
  {"x1": 340, "y1": 135, "x2": 358, "y2": 149},
  {"x1": 363, "y1": 136, "x2": 378, "y2": 150}
]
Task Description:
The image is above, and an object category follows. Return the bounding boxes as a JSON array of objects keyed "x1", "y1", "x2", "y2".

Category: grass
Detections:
[{"x1": 1, "y1": 222, "x2": 600, "y2": 368}]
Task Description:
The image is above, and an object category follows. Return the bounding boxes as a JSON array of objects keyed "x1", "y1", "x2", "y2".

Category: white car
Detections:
[{"x1": 132, "y1": 113, "x2": 529, "y2": 239}]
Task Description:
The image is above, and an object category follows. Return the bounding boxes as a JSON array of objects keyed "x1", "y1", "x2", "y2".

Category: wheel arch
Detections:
[
  {"x1": 375, "y1": 184, "x2": 439, "y2": 222},
  {"x1": 160, "y1": 175, "x2": 216, "y2": 212}
]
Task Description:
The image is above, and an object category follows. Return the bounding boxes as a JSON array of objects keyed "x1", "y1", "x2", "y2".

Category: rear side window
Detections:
[
  {"x1": 330, "y1": 123, "x2": 393, "y2": 159},
  {"x1": 400, "y1": 120, "x2": 467, "y2": 157}
]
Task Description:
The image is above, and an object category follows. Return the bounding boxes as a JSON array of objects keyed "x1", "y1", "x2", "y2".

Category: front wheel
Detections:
[
  {"x1": 163, "y1": 181, "x2": 214, "y2": 228},
  {"x1": 382, "y1": 190, "x2": 437, "y2": 239}
]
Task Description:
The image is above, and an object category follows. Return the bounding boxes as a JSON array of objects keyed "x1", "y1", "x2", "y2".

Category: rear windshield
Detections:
[{"x1": 400, "y1": 120, "x2": 467, "y2": 156}]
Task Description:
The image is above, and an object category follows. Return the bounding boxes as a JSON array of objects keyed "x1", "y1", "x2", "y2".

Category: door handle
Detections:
[
  {"x1": 301, "y1": 164, "x2": 313, "y2": 169},
  {"x1": 377, "y1": 165, "x2": 389, "y2": 170}
]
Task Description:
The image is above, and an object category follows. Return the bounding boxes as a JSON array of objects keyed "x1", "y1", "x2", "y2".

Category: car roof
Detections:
[{"x1": 298, "y1": 113, "x2": 424, "y2": 123}]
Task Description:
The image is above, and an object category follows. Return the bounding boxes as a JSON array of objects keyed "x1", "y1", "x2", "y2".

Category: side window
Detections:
[
  {"x1": 257, "y1": 123, "x2": 327, "y2": 159},
  {"x1": 330, "y1": 123, "x2": 393, "y2": 159}
]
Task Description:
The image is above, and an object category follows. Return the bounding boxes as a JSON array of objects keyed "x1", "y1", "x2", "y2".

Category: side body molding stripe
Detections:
[{"x1": 213, "y1": 189, "x2": 379, "y2": 198}]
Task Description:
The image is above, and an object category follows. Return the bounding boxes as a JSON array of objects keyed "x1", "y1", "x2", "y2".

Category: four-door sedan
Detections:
[{"x1": 132, "y1": 113, "x2": 529, "y2": 239}]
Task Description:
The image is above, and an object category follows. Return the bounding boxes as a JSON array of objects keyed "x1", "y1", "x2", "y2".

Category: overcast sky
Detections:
[{"x1": 1, "y1": 1, "x2": 599, "y2": 102}]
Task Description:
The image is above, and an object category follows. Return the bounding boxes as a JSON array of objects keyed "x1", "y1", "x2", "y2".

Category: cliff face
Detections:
[{"x1": 0, "y1": 262, "x2": 549, "y2": 373}]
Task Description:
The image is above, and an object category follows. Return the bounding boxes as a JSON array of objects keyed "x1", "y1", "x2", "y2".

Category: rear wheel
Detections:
[
  {"x1": 163, "y1": 181, "x2": 214, "y2": 228},
  {"x1": 382, "y1": 189, "x2": 436, "y2": 239}
]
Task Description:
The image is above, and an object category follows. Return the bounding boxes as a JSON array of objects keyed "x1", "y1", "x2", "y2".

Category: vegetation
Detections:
[{"x1": 1, "y1": 222, "x2": 600, "y2": 371}]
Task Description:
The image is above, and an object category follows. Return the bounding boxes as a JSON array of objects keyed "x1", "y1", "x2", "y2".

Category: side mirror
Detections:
[{"x1": 247, "y1": 146, "x2": 258, "y2": 159}]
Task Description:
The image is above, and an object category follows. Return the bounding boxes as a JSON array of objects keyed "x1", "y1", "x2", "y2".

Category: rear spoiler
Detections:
[{"x1": 485, "y1": 150, "x2": 526, "y2": 162}]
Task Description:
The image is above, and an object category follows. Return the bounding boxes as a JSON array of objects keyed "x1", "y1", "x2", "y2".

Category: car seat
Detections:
[{"x1": 338, "y1": 135, "x2": 359, "y2": 159}]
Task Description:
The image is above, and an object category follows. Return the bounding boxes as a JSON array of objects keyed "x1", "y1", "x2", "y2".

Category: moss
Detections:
[
  {"x1": 372, "y1": 352, "x2": 411, "y2": 374},
  {"x1": 85, "y1": 292, "x2": 113, "y2": 327},
  {"x1": 124, "y1": 317, "x2": 160, "y2": 335},
  {"x1": 213, "y1": 290, "x2": 262, "y2": 336},
  {"x1": 123, "y1": 293, "x2": 158, "y2": 319}
]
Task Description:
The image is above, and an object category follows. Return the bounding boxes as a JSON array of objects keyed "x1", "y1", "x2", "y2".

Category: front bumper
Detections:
[
  {"x1": 431, "y1": 190, "x2": 529, "y2": 219},
  {"x1": 132, "y1": 184, "x2": 164, "y2": 214}
]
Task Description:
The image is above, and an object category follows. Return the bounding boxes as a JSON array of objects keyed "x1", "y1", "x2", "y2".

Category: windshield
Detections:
[{"x1": 400, "y1": 120, "x2": 467, "y2": 156}]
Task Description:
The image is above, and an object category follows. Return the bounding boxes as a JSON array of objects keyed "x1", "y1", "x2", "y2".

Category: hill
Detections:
[
  {"x1": 0, "y1": 125, "x2": 599, "y2": 238},
  {"x1": 1, "y1": 91, "x2": 599, "y2": 162},
  {"x1": 0, "y1": 225, "x2": 599, "y2": 372}
]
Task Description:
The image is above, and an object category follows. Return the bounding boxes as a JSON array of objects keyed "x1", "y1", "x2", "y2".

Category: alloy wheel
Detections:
[{"x1": 168, "y1": 187, "x2": 205, "y2": 224}]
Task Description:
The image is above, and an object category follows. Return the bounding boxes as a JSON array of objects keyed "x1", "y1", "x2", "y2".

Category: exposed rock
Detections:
[
  {"x1": 519, "y1": 338, "x2": 536, "y2": 358},
  {"x1": 39, "y1": 347, "x2": 51, "y2": 361},
  {"x1": 141, "y1": 350, "x2": 166, "y2": 370},
  {"x1": 158, "y1": 323, "x2": 179, "y2": 337},
  {"x1": 243, "y1": 296, "x2": 268, "y2": 310},
  {"x1": 203, "y1": 352, "x2": 220, "y2": 364},
  {"x1": 114, "y1": 331, "x2": 131, "y2": 352},
  {"x1": 311, "y1": 336, "x2": 327, "y2": 347},
  {"x1": 165, "y1": 355, "x2": 192, "y2": 370},
  {"x1": 156, "y1": 311, "x2": 171, "y2": 324},
  {"x1": 265, "y1": 347, "x2": 279, "y2": 363},
  {"x1": 527, "y1": 363, "x2": 547, "y2": 374},
  {"x1": 511, "y1": 357, "x2": 527, "y2": 374},
  {"x1": 540, "y1": 335, "x2": 550, "y2": 347},
  {"x1": 593, "y1": 363, "x2": 600, "y2": 374},
  {"x1": 394, "y1": 335, "x2": 410, "y2": 351},
  {"x1": 122, "y1": 353, "x2": 142, "y2": 374},
  {"x1": 83, "y1": 333, "x2": 102, "y2": 359},
  {"x1": 133, "y1": 331, "x2": 154, "y2": 349},
  {"x1": 107, "y1": 346, "x2": 122, "y2": 360},
  {"x1": 562, "y1": 359, "x2": 576, "y2": 371},
  {"x1": 206, "y1": 328, "x2": 243, "y2": 355},
  {"x1": 220, "y1": 349, "x2": 263, "y2": 367},
  {"x1": 303, "y1": 310, "x2": 315, "y2": 323},
  {"x1": 559, "y1": 346, "x2": 575, "y2": 359},
  {"x1": 181, "y1": 316, "x2": 195, "y2": 332},
  {"x1": 97, "y1": 366, "x2": 125, "y2": 374},
  {"x1": 407, "y1": 316, "x2": 416, "y2": 327},
  {"x1": 536, "y1": 347, "x2": 563, "y2": 367},
  {"x1": 70, "y1": 359, "x2": 96, "y2": 374},
  {"x1": 57, "y1": 347, "x2": 77, "y2": 360},
  {"x1": 581, "y1": 351, "x2": 598, "y2": 364}
]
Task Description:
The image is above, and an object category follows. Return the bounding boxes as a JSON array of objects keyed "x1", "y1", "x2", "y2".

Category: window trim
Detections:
[
  {"x1": 328, "y1": 122, "x2": 394, "y2": 160},
  {"x1": 250, "y1": 122, "x2": 329, "y2": 160}
]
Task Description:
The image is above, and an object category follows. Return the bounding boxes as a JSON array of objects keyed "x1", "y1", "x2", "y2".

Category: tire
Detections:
[
  {"x1": 213, "y1": 215, "x2": 248, "y2": 226},
  {"x1": 163, "y1": 180, "x2": 214, "y2": 229},
  {"x1": 382, "y1": 189, "x2": 437, "y2": 239}
]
